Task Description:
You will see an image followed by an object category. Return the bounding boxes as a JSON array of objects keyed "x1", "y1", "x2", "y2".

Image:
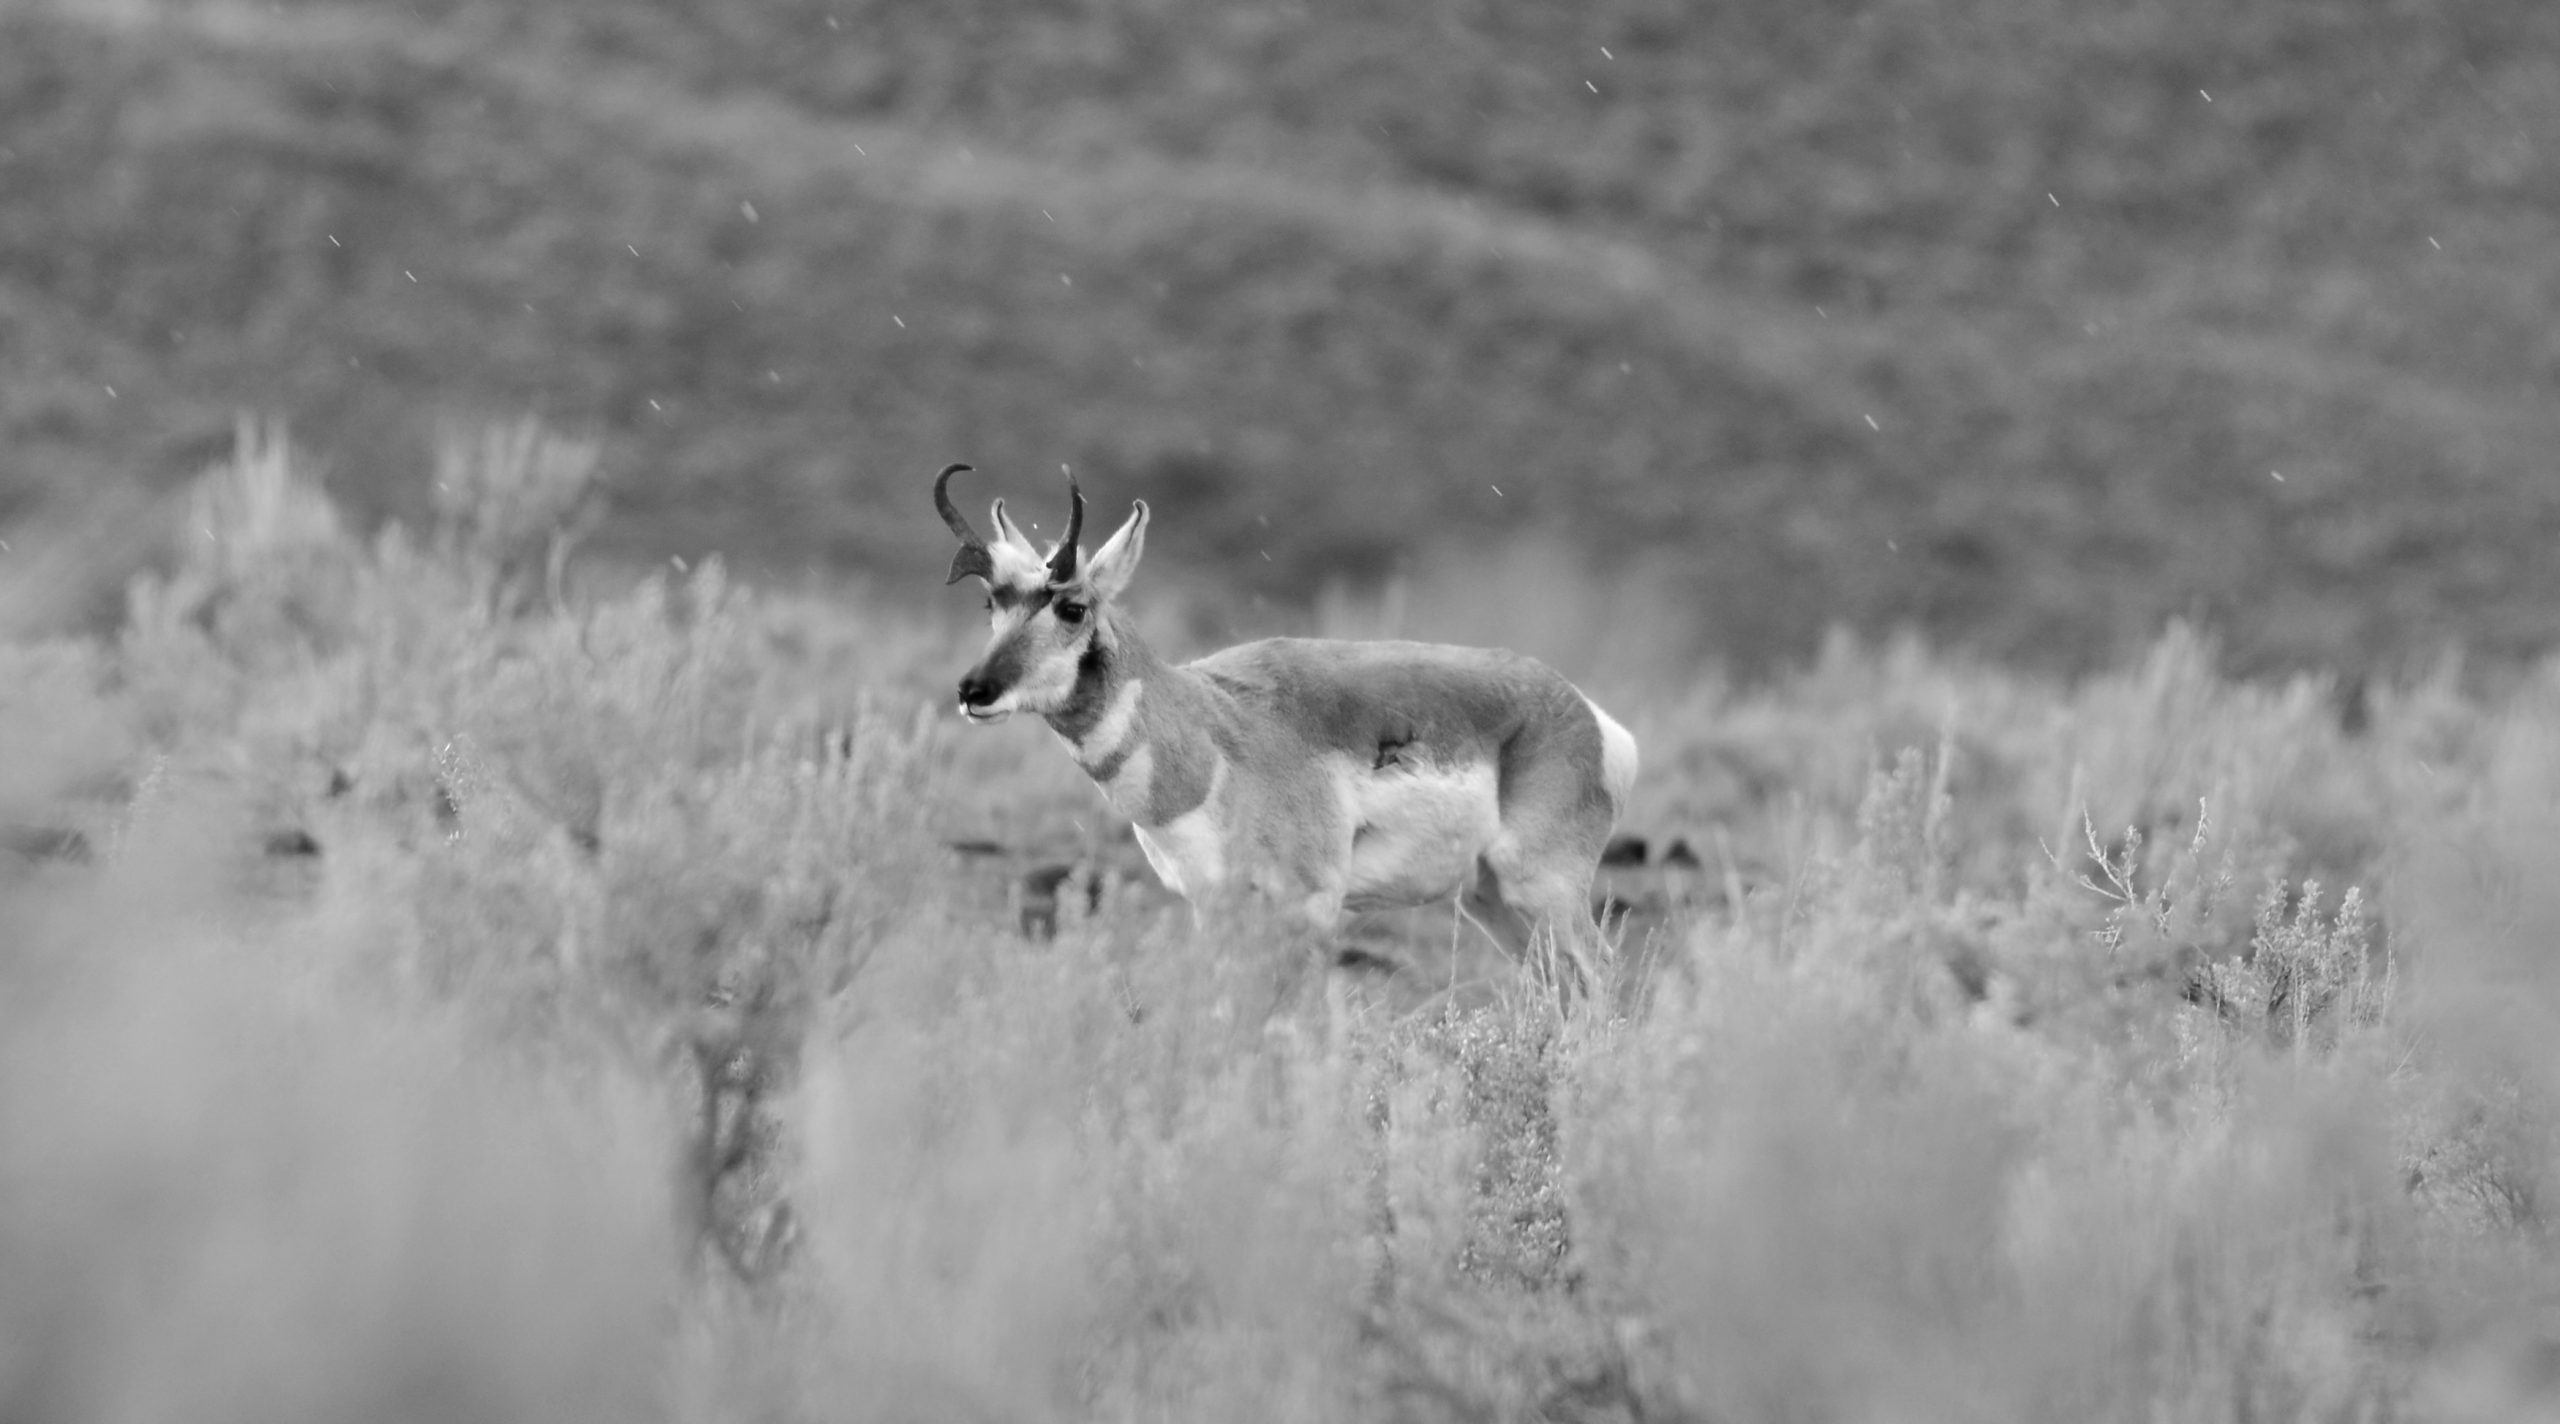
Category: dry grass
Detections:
[{"x1": 3, "y1": 425, "x2": 2558, "y2": 1422}]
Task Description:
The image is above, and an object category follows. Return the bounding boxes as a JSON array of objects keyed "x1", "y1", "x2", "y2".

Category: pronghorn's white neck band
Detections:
[{"x1": 1068, "y1": 678, "x2": 1144, "y2": 772}]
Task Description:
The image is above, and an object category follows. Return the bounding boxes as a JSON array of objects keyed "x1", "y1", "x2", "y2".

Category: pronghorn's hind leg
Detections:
[
  {"x1": 1467, "y1": 714, "x2": 1619, "y2": 1007},
  {"x1": 1460, "y1": 857, "x2": 1529, "y2": 959},
  {"x1": 1465, "y1": 848, "x2": 1607, "y2": 1008}
]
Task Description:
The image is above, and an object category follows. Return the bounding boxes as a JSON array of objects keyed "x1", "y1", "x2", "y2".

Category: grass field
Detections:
[{"x1": 5, "y1": 426, "x2": 2559, "y2": 1422}]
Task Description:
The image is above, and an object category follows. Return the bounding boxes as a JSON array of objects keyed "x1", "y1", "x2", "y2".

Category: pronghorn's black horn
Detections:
[
  {"x1": 934, "y1": 463, "x2": 996, "y2": 585},
  {"x1": 1046, "y1": 475, "x2": 1085, "y2": 584}
]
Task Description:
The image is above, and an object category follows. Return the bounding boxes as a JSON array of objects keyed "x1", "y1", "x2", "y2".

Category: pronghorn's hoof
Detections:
[
  {"x1": 1017, "y1": 860, "x2": 1107, "y2": 938},
  {"x1": 262, "y1": 827, "x2": 322, "y2": 858},
  {"x1": 1600, "y1": 834, "x2": 1648, "y2": 867},
  {"x1": 1334, "y1": 944, "x2": 1399, "y2": 975},
  {"x1": 1, "y1": 823, "x2": 90, "y2": 864}
]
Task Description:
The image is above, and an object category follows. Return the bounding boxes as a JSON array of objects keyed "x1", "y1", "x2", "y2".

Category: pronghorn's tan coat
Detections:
[{"x1": 936, "y1": 465, "x2": 1636, "y2": 988}]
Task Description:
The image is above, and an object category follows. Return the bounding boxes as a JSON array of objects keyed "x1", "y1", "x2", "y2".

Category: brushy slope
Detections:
[
  {"x1": 4, "y1": 425, "x2": 2559, "y2": 1422},
  {"x1": 4, "y1": 0, "x2": 2558, "y2": 673}
]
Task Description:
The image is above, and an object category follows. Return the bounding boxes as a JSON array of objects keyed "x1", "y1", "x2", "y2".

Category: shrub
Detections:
[{"x1": 5, "y1": 419, "x2": 2560, "y2": 1419}]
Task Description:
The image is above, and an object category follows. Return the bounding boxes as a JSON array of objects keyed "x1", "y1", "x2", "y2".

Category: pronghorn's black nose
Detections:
[{"x1": 958, "y1": 671, "x2": 1000, "y2": 709}]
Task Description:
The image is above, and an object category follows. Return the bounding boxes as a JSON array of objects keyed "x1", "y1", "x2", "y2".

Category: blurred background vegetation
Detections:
[{"x1": 4, "y1": 0, "x2": 2556, "y2": 675}]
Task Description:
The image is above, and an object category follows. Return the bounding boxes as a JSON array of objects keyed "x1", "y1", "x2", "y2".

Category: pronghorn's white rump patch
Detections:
[
  {"x1": 1339, "y1": 755, "x2": 1503, "y2": 910},
  {"x1": 1584, "y1": 695, "x2": 1639, "y2": 809}
]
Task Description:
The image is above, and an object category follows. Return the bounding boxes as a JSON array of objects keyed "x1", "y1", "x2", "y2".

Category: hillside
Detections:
[{"x1": 3, "y1": 0, "x2": 2557, "y2": 672}]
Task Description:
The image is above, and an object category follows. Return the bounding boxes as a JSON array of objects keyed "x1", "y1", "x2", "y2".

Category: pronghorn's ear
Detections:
[
  {"x1": 1083, "y1": 500, "x2": 1149, "y2": 602},
  {"x1": 989, "y1": 499, "x2": 1040, "y2": 554}
]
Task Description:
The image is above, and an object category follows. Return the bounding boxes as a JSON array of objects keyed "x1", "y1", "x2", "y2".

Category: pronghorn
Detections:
[{"x1": 933, "y1": 464, "x2": 1638, "y2": 995}]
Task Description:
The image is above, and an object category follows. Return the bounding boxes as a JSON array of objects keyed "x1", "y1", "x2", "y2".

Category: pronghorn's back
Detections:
[{"x1": 1186, "y1": 636, "x2": 1630, "y2": 812}]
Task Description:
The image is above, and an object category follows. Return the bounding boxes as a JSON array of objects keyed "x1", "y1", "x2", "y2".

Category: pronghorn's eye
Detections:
[{"x1": 1056, "y1": 600, "x2": 1089, "y2": 625}]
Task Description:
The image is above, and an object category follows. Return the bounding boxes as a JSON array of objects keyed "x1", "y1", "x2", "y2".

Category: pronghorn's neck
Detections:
[{"x1": 1041, "y1": 610, "x2": 1223, "y2": 827}]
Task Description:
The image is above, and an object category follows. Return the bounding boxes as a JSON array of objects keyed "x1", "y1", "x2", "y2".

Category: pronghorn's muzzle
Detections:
[{"x1": 957, "y1": 669, "x2": 1012, "y2": 725}]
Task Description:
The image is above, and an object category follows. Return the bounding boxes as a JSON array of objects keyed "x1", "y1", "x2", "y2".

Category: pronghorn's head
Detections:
[{"x1": 935, "y1": 463, "x2": 1148, "y2": 725}]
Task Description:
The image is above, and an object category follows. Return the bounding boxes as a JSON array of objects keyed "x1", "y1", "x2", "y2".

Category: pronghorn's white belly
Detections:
[{"x1": 1337, "y1": 757, "x2": 1502, "y2": 910}]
